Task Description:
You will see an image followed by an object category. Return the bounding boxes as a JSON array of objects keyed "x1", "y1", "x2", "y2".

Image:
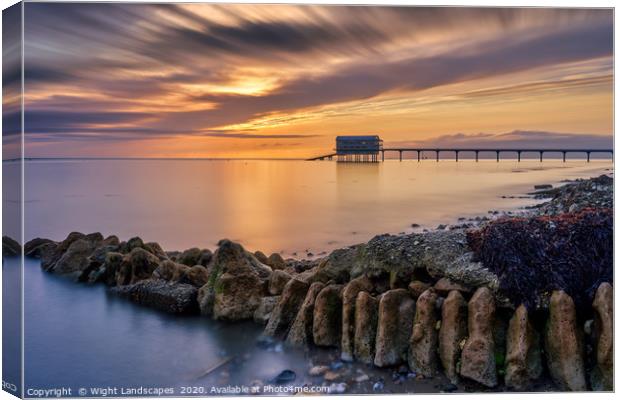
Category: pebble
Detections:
[
  {"x1": 354, "y1": 374, "x2": 370, "y2": 383},
  {"x1": 328, "y1": 383, "x2": 347, "y2": 394},
  {"x1": 330, "y1": 361, "x2": 344, "y2": 370},
  {"x1": 372, "y1": 380, "x2": 385, "y2": 391},
  {"x1": 308, "y1": 365, "x2": 329, "y2": 376},
  {"x1": 273, "y1": 369, "x2": 296, "y2": 384},
  {"x1": 324, "y1": 371, "x2": 341, "y2": 381}
]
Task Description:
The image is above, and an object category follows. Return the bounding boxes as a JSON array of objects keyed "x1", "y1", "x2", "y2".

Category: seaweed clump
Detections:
[{"x1": 467, "y1": 208, "x2": 612, "y2": 312}]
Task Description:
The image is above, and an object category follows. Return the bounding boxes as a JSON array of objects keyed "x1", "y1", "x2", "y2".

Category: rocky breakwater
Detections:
[{"x1": 24, "y1": 174, "x2": 613, "y2": 393}]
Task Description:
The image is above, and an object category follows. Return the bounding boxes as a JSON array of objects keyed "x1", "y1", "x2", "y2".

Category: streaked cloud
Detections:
[{"x1": 9, "y1": 3, "x2": 613, "y2": 158}]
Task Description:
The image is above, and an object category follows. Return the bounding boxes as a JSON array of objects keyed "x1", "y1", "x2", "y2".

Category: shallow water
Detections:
[{"x1": 17, "y1": 159, "x2": 612, "y2": 255}]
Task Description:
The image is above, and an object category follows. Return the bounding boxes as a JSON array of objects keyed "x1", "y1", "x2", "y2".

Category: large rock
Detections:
[
  {"x1": 374, "y1": 289, "x2": 415, "y2": 367},
  {"x1": 408, "y1": 288, "x2": 439, "y2": 377},
  {"x1": 505, "y1": 304, "x2": 542, "y2": 390},
  {"x1": 269, "y1": 270, "x2": 292, "y2": 296},
  {"x1": 317, "y1": 230, "x2": 498, "y2": 291},
  {"x1": 313, "y1": 284, "x2": 343, "y2": 347},
  {"x1": 544, "y1": 290, "x2": 586, "y2": 391},
  {"x1": 341, "y1": 276, "x2": 373, "y2": 361},
  {"x1": 203, "y1": 240, "x2": 272, "y2": 320},
  {"x1": 111, "y1": 279, "x2": 198, "y2": 314},
  {"x1": 24, "y1": 238, "x2": 56, "y2": 258},
  {"x1": 94, "y1": 252, "x2": 124, "y2": 286},
  {"x1": 438, "y1": 290, "x2": 468, "y2": 384},
  {"x1": 213, "y1": 273, "x2": 264, "y2": 321},
  {"x1": 41, "y1": 232, "x2": 103, "y2": 274},
  {"x1": 264, "y1": 278, "x2": 310, "y2": 338},
  {"x1": 267, "y1": 253, "x2": 286, "y2": 270},
  {"x1": 152, "y1": 260, "x2": 188, "y2": 282},
  {"x1": 176, "y1": 247, "x2": 203, "y2": 266},
  {"x1": 2, "y1": 236, "x2": 21, "y2": 257},
  {"x1": 143, "y1": 242, "x2": 168, "y2": 260},
  {"x1": 434, "y1": 277, "x2": 471, "y2": 296},
  {"x1": 460, "y1": 287, "x2": 497, "y2": 387},
  {"x1": 183, "y1": 265, "x2": 210, "y2": 287},
  {"x1": 408, "y1": 280, "x2": 431, "y2": 299},
  {"x1": 52, "y1": 236, "x2": 103, "y2": 278},
  {"x1": 253, "y1": 296, "x2": 280, "y2": 325},
  {"x1": 591, "y1": 282, "x2": 613, "y2": 391},
  {"x1": 115, "y1": 247, "x2": 161, "y2": 286},
  {"x1": 353, "y1": 291, "x2": 379, "y2": 364},
  {"x1": 287, "y1": 282, "x2": 325, "y2": 346}
]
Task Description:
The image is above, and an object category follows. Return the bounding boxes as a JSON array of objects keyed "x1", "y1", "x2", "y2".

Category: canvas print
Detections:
[{"x1": 1, "y1": 2, "x2": 614, "y2": 398}]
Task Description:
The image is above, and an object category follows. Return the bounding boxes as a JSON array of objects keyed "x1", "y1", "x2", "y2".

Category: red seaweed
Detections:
[{"x1": 467, "y1": 208, "x2": 612, "y2": 313}]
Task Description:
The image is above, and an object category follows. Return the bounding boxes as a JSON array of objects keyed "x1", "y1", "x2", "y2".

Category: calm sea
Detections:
[
  {"x1": 2, "y1": 159, "x2": 612, "y2": 395},
  {"x1": 18, "y1": 159, "x2": 614, "y2": 255}
]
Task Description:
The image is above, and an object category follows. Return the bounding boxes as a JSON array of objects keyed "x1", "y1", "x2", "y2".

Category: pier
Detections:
[{"x1": 307, "y1": 138, "x2": 613, "y2": 162}]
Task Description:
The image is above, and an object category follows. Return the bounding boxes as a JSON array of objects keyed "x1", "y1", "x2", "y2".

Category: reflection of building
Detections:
[{"x1": 335, "y1": 135, "x2": 383, "y2": 162}]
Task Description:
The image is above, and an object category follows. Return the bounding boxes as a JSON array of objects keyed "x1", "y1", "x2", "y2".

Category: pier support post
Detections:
[
  {"x1": 399, "y1": 150, "x2": 402, "y2": 162},
  {"x1": 539, "y1": 151, "x2": 543, "y2": 162},
  {"x1": 587, "y1": 152, "x2": 591, "y2": 162},
  {"x1": 455, "y1": 151, "x2": 459, "y2": 162},
  {"x1": 563, "y1": 152, "x2": 566, "y2": 162},
  {"x1": 517, "y1": 151, "x2": 521, "y2": 162},
  {"x1": 496, "y1": 151, "x2": 500, "y2": 162},
  {"x1": 436, "y1": 150, "x2": 439, "y2": 162},
  {"x1": 417, "y1": 151, "x2": 421, "y2": 162},
  {"x1": 475, "y1": 151, "x2": 479, "y2": 162}
]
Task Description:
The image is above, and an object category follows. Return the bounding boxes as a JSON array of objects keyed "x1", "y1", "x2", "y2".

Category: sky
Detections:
[{"x1": 3, "y1": 4, "x2": 614, "y2": 159}]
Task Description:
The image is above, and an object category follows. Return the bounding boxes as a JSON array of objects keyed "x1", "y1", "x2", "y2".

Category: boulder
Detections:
[
  {"x1": 438, "y1": 290, "x2": 468, "y2": 384},
  {"x1": 434, "y1": 277, "x2": 471, "y2": 296},
  {"x1": 341, "y1": 276, "x2": 373, "y2": 361},
  {"x1": 119, "y1": 236, "x2": 145, "y2": 254},
  {"x1": 197, "y1": 249, "x2": 213, "y2": 266},
  {"x1": 197, "y1": 283, "x2": 215, "y2": 316},
  {"x1": 374, "y1": 289, "x2": 415, "y2": 367},
  {"x1": 505, "y1": 304, "x2": 542, "y2": 390},
  {"x1": 152, "y1": 260, "x2": 188, "y2": 282},
  {"x1": 313, "y1": 284, "x2": 343, "y2": 347},
  {"x1": 204, "y1": 240, "x2": 272, "y2": 321},
  {"x1": 267, "y1": 253, "x2": 286, "y2": 270},
  {"x1": 93, "y1": 252, "x2": 124, "y2": 286},
  {"x1": 24, "y1": 238, "x2": 55, "y2": 258},
  {"x1": 253, "y1": 296, "x2": 280, "y2": 325},
  {"x1": 183, "y1": 265, "x2": 210, "y2": 287},
  {"x1": 408, "y1": 280, "x2": 431, "y2": 299},
  {"x1": 317, "y1": 230, "x2": 498, "y2": 291},
  {"x1": 115, "y1": 247, "x2": 161, "y2": 286},
  {"x1": 52, "y1": 238, "x2": 101, "y2": 278},
  {"x1": 143, "y1": 241, "x2": 168, "y2": 260},
  {"x1": 591, "y1": 282, "x2": 613, "y2": 391},
  {"x1": 176, "y1": 247, "x2": 203, "y2": 266},
  {"x1": 254, "y1": 251, "x2": 269, "y2": 264},
  {"x1": 2, "y1": 236, "x2": 21, "y2": 257},
  {"x1": 111, "y1": 279, "x2": 198, "y2": 314},
  {"x1": 544, "y1": 290, "x2": 586, "y2": 391},
  {"x1": 460, "y1": 287, "x2": 497, "y2": 387},
  {"x1": 353, "y1": 291, "x2": 379, "y2": 364},
  {"x1": 269, "y1": 270, "x2": 292, "y2": 296},
  {"x1": 264, "y1": 279, "x2": 310, "y2": 338},
  {"x1": 408, "y1": 288, "x2": 439, "y2": 377},
  {"x1": 41, "y1": 232, "x2": 87, "y2": 271},
  {"x1": 213, "y1": 272, "x2": 264, "y2": 321},
  {"x1": 287, "y1": 282, "x2": 325, "y2": 346}
]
